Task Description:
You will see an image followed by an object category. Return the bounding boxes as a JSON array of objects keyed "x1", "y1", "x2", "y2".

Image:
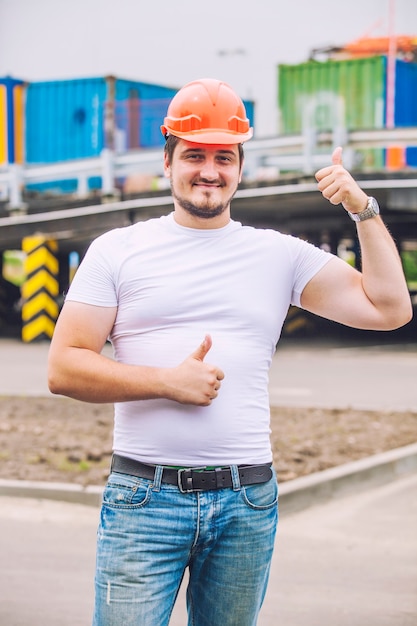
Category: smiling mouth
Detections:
[{"x1": 193, "y1": 180, "x2": 222, "y2": 188}]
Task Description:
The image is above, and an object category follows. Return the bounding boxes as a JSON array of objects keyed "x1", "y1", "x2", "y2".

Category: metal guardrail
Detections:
[
  {"x1": 1, "y1": 127, "x2": 417, "y2": 211},
  {"x1": 1, "y1": 176, "x2": 417, "y2": 233}
]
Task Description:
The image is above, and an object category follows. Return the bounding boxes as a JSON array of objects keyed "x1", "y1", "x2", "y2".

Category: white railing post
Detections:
[
  {"x1": 302, "y1": 128, "x2": 317, "y2": 174},
  {"x1": 101, "y1": 148, "x2": 119, "y2": 198},
  {"x1": 7, "y1": 164, "x2": 27, "y2": 213},
  {"x1": 77, "y1": 172, "x2": 89, "y2": 198}
]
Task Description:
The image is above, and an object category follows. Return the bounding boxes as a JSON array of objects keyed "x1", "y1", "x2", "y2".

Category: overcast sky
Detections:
[{"x1": 0, "y1": 0, "x2": 415, "y2": 136}]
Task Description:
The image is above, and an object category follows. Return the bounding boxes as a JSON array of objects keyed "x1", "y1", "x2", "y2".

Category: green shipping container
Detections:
[{"x1": 277, "y1": 56, "x2": 387, "y2": 168}]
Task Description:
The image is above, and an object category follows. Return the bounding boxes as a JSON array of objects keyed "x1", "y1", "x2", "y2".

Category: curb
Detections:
[
  {"x1": 278, "y1": 442, "x2": 417, "y2": 515},
  {"x1": 1, "y1": 443, "x2": 417, "y2": 513},
  {"x1": 0, "y1": 479, "x2": 103, "y2": 507}
]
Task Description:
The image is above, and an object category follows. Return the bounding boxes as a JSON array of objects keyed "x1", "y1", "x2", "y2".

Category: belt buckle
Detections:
[{"x1": 177, "y1": 467, "x2": 205, "y2": 493}]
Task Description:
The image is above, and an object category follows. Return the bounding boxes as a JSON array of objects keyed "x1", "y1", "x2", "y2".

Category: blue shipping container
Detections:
[
  {"x1": 113, "y1": 79, "x2": 177, "y2": 149},
  {"x1": 24, "y1": 76, "x2": 256, "y2": 193},
  {"x1": 394, "y1": 59, "x2": 417, "y2": 166},
  {"x1": 113, "y1": 82, "x2": 254, "y2": 151},
  {"x1": 25, "y1": 76, "x2": 256, "y2": 164},
  {"x1": 25, "y1": 77, "x2": 107, "y2": 163},
  {"x1": 25, "y1": 76, "x2": 181, "y2": 163}
]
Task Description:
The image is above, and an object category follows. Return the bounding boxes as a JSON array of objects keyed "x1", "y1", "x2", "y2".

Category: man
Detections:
[{"x1": 48, "y1": 78, "x2": 412, "y2": 626}]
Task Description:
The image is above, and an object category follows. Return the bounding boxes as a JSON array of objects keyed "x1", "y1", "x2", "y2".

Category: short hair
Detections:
[{"x1": 164, "y1": 134, "x2": 244, "y2": 168}]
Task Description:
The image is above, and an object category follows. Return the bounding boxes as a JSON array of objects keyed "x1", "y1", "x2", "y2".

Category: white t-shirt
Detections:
[{"x1": 66, "y1": 212, "x2": 333, "y2": 466}]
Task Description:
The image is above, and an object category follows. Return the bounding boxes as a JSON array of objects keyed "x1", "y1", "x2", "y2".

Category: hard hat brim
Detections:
[{"x1": 161, "y1": 126, "x2": 253, "y2": 145}]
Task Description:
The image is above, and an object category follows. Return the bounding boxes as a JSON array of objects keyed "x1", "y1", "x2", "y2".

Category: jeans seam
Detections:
[{"x1": 191, "y1": 492, "x2": 200, "y2": 549}]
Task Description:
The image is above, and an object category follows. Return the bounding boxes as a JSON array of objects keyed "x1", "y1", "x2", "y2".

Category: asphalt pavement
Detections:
[{"x1": 0, "y1": 336, "x2": 416, "y2": 625}]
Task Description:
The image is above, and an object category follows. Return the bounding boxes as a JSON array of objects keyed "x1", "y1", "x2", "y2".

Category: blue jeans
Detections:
[{"x1": 93, "y1": 464, "x2": 278, "y2": 626}]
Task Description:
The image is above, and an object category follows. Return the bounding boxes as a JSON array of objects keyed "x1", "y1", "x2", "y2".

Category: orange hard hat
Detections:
[{"x1": 161, "y1": 78, "x2": 253, "y2": 145}]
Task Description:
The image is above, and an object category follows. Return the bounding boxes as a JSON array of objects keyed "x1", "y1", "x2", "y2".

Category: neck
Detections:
[{"x1": 173, "y1": 205, "x2": 231, "y2": 229}]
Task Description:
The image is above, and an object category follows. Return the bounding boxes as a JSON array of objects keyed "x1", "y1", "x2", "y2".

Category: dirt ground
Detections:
[{"x1": 0, "y1": 395, "x2": 416, "y2": 486}]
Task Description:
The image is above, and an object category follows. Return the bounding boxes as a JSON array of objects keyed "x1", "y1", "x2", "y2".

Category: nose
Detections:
[{"x1": 199, "y1": 157, "x2": 218, "y2": 180}]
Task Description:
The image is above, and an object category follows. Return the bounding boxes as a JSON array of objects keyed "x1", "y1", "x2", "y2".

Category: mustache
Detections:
[{"x1": 192, "y1": 176, "x2": 224, "y2": 186}]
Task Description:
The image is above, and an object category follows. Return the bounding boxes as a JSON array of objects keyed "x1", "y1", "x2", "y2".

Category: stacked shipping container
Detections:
[
  {"x1": 1, "y1": 64, "x2": 415, "y2": 174},
  {"x1": 277, "y1": 55, "x2": 417, "y2": 167},
  {"x1": 24, "y1": 76, "x2": 179, "y2": 163},
  {"x1": 23, "y1": 76, "x2": 255, "y2": 164},
  {"x1": 20, "y1": 75, "x2": 254, "y2": 192}
]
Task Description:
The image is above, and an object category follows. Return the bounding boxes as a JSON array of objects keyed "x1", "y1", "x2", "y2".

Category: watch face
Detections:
[
  {"x1": 348, "y1": 197, "x2": 380, "y2": 221},
  {"x1": 368, "y1": 197, "x2": 380, "y2": 214}
]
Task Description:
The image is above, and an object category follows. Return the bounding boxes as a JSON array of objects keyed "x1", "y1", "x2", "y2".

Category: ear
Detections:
[
  {"x1": 238, "y1": 158, "x2": 244, "y2": 183},
  {"x1": 163, "y1": 151, "x2": 171, "y2": 179}
]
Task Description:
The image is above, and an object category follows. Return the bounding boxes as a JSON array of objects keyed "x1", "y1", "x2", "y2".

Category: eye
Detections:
[{"x1": 183, "y1": 153, "x2": 203, "y2": 162}]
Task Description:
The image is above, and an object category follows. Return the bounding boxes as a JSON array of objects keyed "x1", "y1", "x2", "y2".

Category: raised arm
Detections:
[
  {"x1": 300, "y1": 147, "x2": 412, "y2": 331},
  {"x1": 48, "y1": 301, "x2": 223, "y2": 405}
]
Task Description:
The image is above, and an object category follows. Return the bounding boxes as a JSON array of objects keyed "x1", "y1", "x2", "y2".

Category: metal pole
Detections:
[{"x1": 385, "y1": 0, "x2": 397, "y2": 129}]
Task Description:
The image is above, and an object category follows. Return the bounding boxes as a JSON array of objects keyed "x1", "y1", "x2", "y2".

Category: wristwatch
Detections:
[{"x1": 348, "y1": 196, "x2": 380, "y2": 222}]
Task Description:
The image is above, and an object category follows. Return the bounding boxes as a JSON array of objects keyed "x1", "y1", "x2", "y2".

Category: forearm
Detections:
[
  {"x1": 314, "y1": 148, "x2": 412, "y2": 330},
  {"x1": 48, "y1": 335, "x2": 223, "y2": 406},
  {"x1": 48, "y1": 347, "x2": 169, "y2": 403},
  {"x1": 356, "y1": 216, "x2": 412, "y2": 327}
]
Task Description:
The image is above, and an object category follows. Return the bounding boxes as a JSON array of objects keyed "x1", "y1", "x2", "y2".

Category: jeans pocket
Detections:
[
  {"x1": 240, "y1": 475, "x2": 278, "y2": 511},
  {"x1": 102, "y1": 472, "x2": 152, "y2": 509}
]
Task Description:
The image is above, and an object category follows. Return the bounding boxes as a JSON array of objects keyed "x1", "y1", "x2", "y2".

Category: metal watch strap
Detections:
[{"x1": 348, "y1": 196, "x2": 380, "y2": 222}]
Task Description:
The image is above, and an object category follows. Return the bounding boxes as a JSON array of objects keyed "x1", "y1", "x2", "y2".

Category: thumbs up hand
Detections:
[
  {"x1": 315, "y1": 147, "x2": 368, "y2": 215},
  {"x1": 164, "y1": 335, "x2": 224, "y2": 406}
]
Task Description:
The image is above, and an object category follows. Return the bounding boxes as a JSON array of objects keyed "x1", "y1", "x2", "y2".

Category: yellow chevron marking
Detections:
[
  {"x1": 22, "y1": 236, "x2": 58, "y2": 254},
  {"x1": 25, "y1": 247, "x2": 59, "y2": 276},
  {"x1": 21, "y1": 270, "x2": 59, "y2": 299},
  {"x1": 22, "y1": 292, "x2": 59, "y2": 322},
  {"x1": 22, "y1": 315, "x2": 56, "y2": 342},
  {"x1": 20, "y1": 237, "x2": 59, "y2": 342}
]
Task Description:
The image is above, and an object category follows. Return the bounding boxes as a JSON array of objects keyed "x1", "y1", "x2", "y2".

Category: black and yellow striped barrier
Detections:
[{"x1": 21, "y1": 235, "x2": 59, "y2": 342}]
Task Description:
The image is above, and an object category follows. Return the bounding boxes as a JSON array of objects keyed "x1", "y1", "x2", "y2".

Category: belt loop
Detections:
[
  {"x1": 152, "y1": 465, "x2": 164, "y2": 492},
  {"x1": 230, "y1": 464, "x2": 241, "y2": 491}
]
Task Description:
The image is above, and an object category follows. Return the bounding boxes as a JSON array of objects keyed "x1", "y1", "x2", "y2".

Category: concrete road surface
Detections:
[
  {"x1": 0, "y1": 337, "x2": 416, "y2": 411},
  {"x1": 269, "y1": 338, "x2": 417, "y2": 411},
  {"x1": 0, "y1": 473, "x2": 416, "y2": 626}
]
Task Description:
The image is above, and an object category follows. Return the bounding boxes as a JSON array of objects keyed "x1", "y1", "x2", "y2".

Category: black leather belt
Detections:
[{"x1": 111, "y1": 454, "x2": 273, "y2": 493}]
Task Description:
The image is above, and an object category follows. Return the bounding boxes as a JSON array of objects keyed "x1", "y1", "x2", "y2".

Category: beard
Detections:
[{"x1": 170, "y1": 179, "x2": 238, "y2": 220}]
